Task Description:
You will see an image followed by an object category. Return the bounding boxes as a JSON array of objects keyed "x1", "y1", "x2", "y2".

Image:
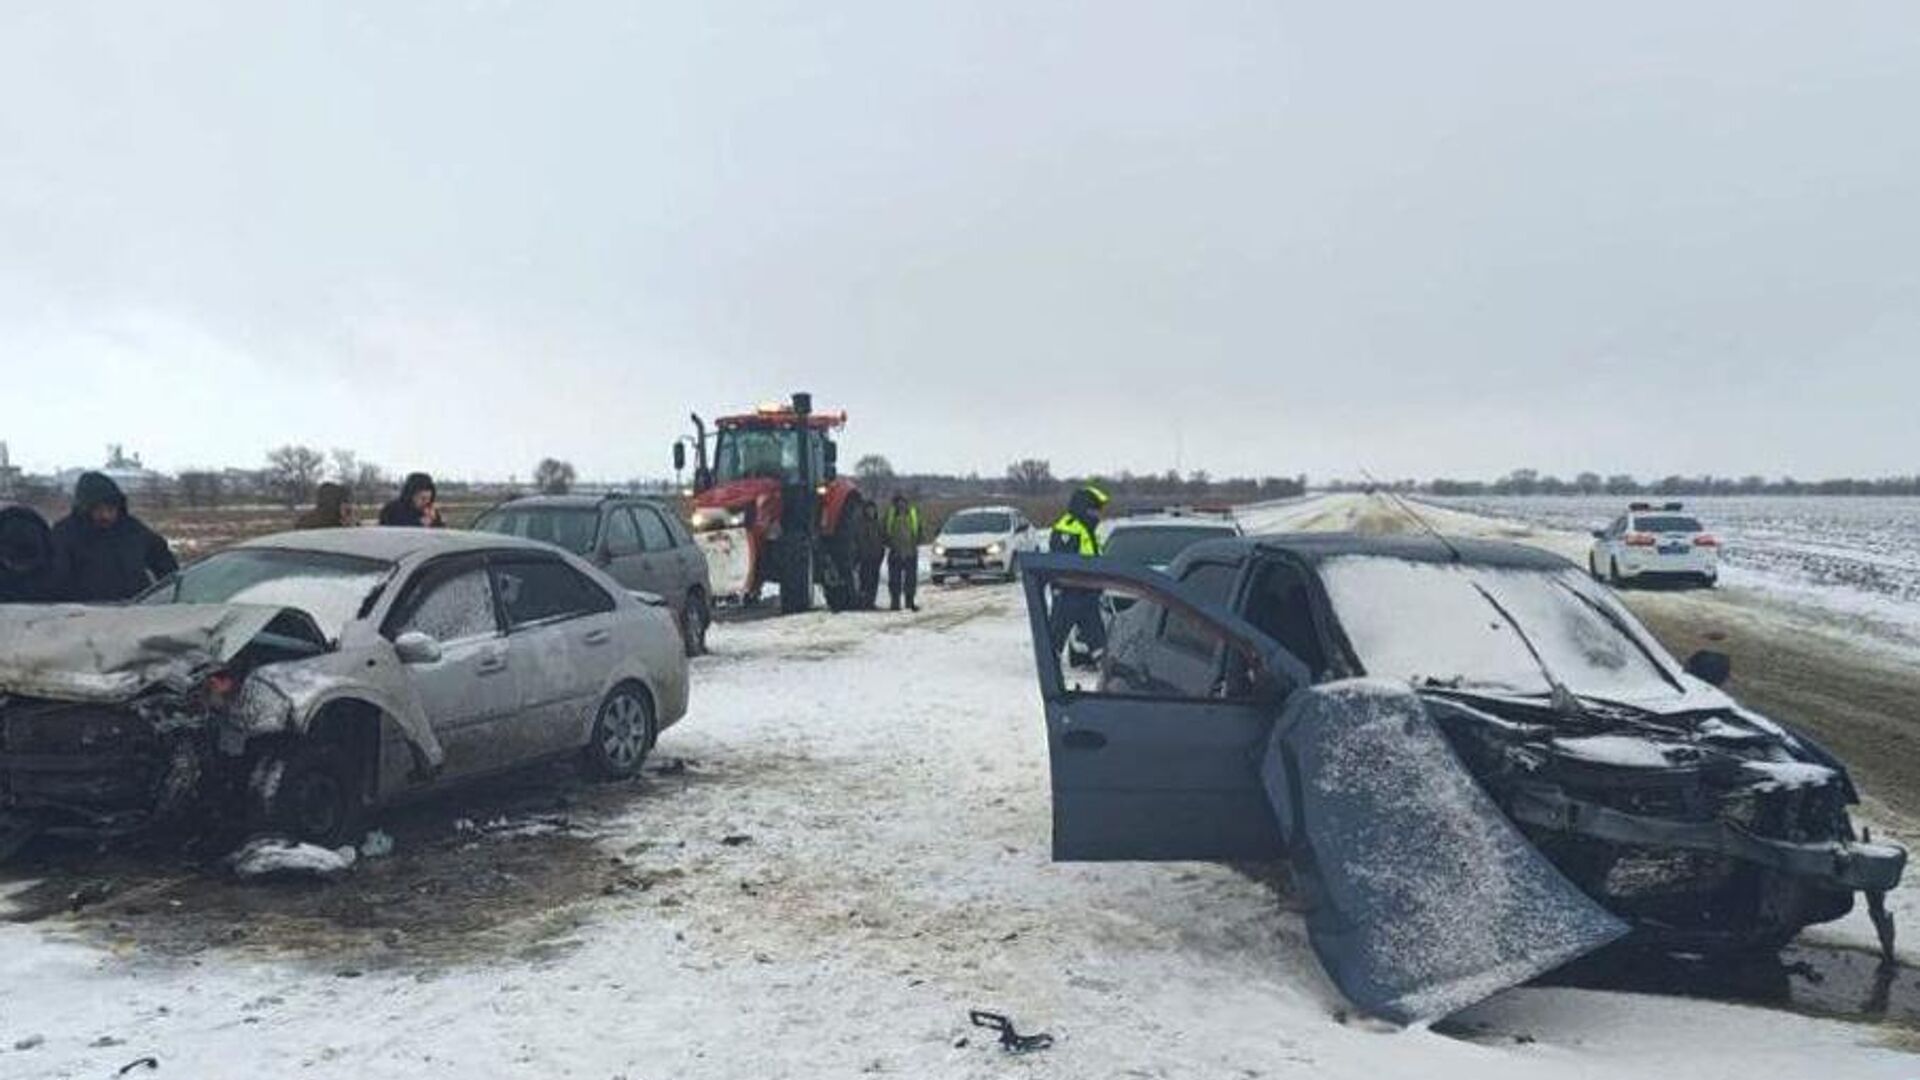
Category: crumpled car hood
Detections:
[{"x1": 0, "y1": 603, "x2": 298, "y2": 702}]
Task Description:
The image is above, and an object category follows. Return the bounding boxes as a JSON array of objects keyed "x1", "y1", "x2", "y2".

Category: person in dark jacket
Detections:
[
  {"x1": 883, "y1": 492, "x2": 923, "y2": 612},
  {"x1": 1047, "y1": 484, "x2": 1110, "y2": 666},
  {"x1": 0, "y1": 503, "x2": 57, "y2": 603},
  {"x1": 378, "y1": 472, "x2": 445, "y2": 528},
  {"x1": 47, "y1": 472, "x2": 179, "y2": 603},
  {"x1": 295, "y1": 482, "x2": 356, "y2": 530},
  {"x1": 852, "y1": 500, "x2": 887, "y2": 610}
]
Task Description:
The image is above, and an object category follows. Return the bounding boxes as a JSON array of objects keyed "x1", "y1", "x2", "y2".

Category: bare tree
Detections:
[
  {"x1": 534, "y1": 458, "x2": 578, "y2": 495},
  {"x1": 854, "y1": 454, "x2": 895, "y2": 482},
  {"x1": 265, "y1": 445, "x2": 327, "y2": 507},
  {"x1": 1005, "y1": 458, "x2": 1055, "y2": 495}
]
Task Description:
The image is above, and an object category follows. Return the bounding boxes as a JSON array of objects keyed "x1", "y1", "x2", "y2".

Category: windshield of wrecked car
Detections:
[
  {"x1": 141, "y1": 549, "x2": 392, "y2": 641},
  {"x1": 472, "y1": 506, "x2": 600, "y2": 554},
  {"x1": 1104, "y1": 525, "x2": 1237, "y2": 567},
  {"x1": 943, "y1": 511, "x2": 1012, "y2": 535},
  {"x1": 1319, "y1": 556, "x2": 1679, "y2": 699}
]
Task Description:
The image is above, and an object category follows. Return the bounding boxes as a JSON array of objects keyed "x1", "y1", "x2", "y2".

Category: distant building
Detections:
[{"x1": 53, "y1": 445, "x2": 168, "y2": 500}]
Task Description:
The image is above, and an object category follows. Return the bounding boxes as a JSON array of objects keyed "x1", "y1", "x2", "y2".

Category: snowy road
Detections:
[{"x1": 2, "y1": 497, "x2": 1917, "y2": 1077}]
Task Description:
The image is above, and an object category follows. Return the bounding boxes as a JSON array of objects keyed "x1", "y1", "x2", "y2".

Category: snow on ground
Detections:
[{"x1": 1, "y1": 513, "x2": 1916, "y2": 1077}]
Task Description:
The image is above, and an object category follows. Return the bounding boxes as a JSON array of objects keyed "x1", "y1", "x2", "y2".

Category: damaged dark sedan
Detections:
[
  {"x1": 1019, "y1": 534, "x2": 1905, "y2": 1024},
  {"x1": 0, "y1": 528, "x2": 690, "y2": 860}
]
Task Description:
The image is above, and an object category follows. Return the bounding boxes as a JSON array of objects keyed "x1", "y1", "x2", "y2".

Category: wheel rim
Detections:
[{"x1": 601, "y1": 692, "x2": 649, "y2": 767}]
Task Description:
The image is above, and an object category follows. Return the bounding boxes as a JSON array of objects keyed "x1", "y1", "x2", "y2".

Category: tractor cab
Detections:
[{"x1": 674, "y1": 393, "x2": 862, "y2": 615}]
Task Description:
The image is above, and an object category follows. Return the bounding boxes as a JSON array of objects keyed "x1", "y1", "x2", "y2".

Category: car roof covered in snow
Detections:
[
  {"x1": 1178, "y1": 531, "x2": 1575, "y2": 572},
  {"x1": 235, "y1": 527, "x2": 557, "y2": 562}
]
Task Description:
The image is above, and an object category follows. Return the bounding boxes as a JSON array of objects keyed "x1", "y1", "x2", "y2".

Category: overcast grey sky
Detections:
[{"x1": 3, "y1": 2, "x2": 1917, "y2": 484}]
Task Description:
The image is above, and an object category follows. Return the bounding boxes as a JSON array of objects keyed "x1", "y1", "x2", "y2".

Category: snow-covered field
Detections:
[
  {"x1": 1429, "y1": 495, "x2": 1920, "y2": 654},
  {"x1": 2, "y1": 497, "x2": 1916, "y2": 1078}
]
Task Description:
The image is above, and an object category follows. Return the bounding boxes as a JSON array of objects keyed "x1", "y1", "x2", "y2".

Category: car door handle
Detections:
[
  {"x1": 1062, "y1": 729, "x2": 1107, "y2": 751},
  {"x1": 477, "y1": 653, "x2": 508, "y2": 675},
  {"x1": 583, "y1": 628, "x2": 612, "y2": 646}
]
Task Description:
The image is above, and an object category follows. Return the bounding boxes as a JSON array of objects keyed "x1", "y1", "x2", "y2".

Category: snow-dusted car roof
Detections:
[
  {"x1": 1186, "y1": 531, "x2": 1574, "y2": 572},
  {"x1": 236, "y1": 527, "x2": 555, "y2": 562}
]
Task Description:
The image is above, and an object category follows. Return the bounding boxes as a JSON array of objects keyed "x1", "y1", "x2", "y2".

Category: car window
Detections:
[
  {"x1": 1160, "y1": 561, "x2": 1240, "y2": 656},
  {"x1": 493, "y1": 558, "x2": 615, "y2": 628},
  {"x1": 1634, "y1": 515, "x2": 1703, "y2": 533},
  {"x1": 1607, "y1": 516, "x2": 1626, "y2": 537},
  {"x1": 605, "y1": 508, "x2": 641, "y2": 557},
  {"x1": 634, "y1": 506, "x2": 674, "y2": 551},
  {"x1": 1086, "y1": 573, "x2": 1259, "y2": 702},
  {"x1": 392, "y1": 562, "x2": 498, "y2": 642},
  {"x1": 1244, "y1": 559, "x2": 1332, "y2": 678},
  {"x1": 472, "y1": 505, "x2": 600, "y2": 555}
]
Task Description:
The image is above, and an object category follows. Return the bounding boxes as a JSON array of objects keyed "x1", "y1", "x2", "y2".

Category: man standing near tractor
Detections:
[
  {"x1": 1047, "y1": 484, "x2": 1110, "y2": 667},
  {"x1": 884, "y1": 492, "x2": 923, "y2": 612}
]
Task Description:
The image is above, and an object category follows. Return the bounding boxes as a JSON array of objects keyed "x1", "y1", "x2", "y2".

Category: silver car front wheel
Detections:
[{"x1": 584, "y1": 684, "x2": 655, "y2": 779}]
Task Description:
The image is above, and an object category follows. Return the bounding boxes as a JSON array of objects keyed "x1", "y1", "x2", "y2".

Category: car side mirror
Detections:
[
  {"x1": 1591, "y1": 529, "x2": 1607, "y2": 540},
  {"x1": 1684, "y1": 649, "x2": 1731, "y2": 687},
  {"x1": 394, "y1": 631, "x2": 444, "y2": 665},
  {"x1": 673, "y1": 442, "x2": 687, "y2": 472}
]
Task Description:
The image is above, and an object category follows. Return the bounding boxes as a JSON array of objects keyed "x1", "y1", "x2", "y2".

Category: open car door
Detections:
[{"x1": 1018, "y1": 554, "x2": 1310, "y2": 862}]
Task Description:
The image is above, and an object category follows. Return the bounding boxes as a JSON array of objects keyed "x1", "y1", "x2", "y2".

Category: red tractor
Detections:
[{"x1": 674, "y1": 392, "x2": 865, "y2": 615}]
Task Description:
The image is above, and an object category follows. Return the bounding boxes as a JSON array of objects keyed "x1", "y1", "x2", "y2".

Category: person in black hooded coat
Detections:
[
  {"x1": 47, "y1": 472, "x2": 179, "y2": 603},
  {"x1": 0, "y1": 503, "x2": 57, "y2": 603},
  {"x1": 378, "y1": 472, "x2": 446, "y2": 528}
]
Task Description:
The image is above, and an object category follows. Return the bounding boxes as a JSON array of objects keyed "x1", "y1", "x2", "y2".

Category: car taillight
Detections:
[
  {"x1": 1624, "y1": 532, "x2": 1657, "y2": 546},
  {"x1": 1694, "y1": 534, "x2": 1719, "y2": 547}
]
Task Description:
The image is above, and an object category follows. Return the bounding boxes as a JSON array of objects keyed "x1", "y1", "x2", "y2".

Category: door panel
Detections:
[
  {"x1": 1018, "y1": 554, "x2": 1311, "y2": 862},
  {"x1": 631, "y1": 506, "x2": 684, "y2": 602},
  {"x1": 385, "y1": 559, "x2": 518, "y2": 778},
  {"x1": 493, "y1": 556, "x2": 623, "y2": 756}
]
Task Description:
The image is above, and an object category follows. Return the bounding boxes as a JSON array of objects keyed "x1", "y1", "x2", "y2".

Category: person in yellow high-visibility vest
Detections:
[
  {"x1": 883, "y1": 492, "x2": 924, "y2": 611},
  {"x1": 1047, "y1": 484, "x2": 1110, "y2": 666}
]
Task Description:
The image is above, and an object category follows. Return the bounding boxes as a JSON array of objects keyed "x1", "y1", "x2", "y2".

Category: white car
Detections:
[
  {"x1": 1587, "y1": 502, "x2": 1720, "y2": 587},
  {"x1": 930, "y1": 505, "x2": 1043, "y2": 583}
]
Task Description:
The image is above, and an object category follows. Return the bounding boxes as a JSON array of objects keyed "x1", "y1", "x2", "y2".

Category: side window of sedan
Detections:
[
  {"x1": 605, "y1": 509, "x2": 642, "y2": 557},
  {"x1": 493, "y1": 557, "x2": 615, "y2": 629},
  {"x1": 391, "y1": 562, "x2": 498, "y2": 642},
  {"x1": 634, "y1": 507, "x2": 675, "y2": 551}
]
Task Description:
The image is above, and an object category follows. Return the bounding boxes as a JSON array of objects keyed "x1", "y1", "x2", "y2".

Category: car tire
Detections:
[
  {"x1": 1608, "y1": 558, "x2": 1625, "y2": 587},
  {"x1": 681, "y1": 590, "x2": 710, "y2": 657},
  {"x1": 1588, "y1": 553, "x2": 1602, "y2": 580},
  {"x1": 931, "y1": 574, "x2": 946, "y2": 586},
  {"x1": 249, "y1": 741, "x2": 364, "y2": 847},
  {"x1": 583, "y1": 682, "x2": 655, "y2": 780}
]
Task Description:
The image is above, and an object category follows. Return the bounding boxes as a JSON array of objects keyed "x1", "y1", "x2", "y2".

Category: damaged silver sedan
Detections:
[
  {"x1": 1019, "y1": 535, "x2": 1905, "y2": 1024},
  {"x1": 0, "y1": 529, "x2": 690, "y2": 857}
]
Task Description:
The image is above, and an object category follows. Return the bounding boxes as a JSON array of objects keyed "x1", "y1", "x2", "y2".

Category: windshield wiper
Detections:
[
  {"x1": 1551, "y1": 579, "x2": 1686, "y2": 694},
  {"x1": 1468, "y1": 581, "x2": 1586, "y2": 720}
]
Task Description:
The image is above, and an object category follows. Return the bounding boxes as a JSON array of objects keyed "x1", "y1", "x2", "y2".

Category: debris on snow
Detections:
[
  {"x1": 227, "y1": 838, "x2": 358, "y2": 879},
  {"x1": 359, "y1": 830, "x2": 396, "y2": 859}
]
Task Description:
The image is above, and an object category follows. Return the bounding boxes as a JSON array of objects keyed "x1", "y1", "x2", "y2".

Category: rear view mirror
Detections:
[
  {"x1": 673, "y1": 442, "x2": 687, "y2": 471},
  {"x1": 1684, "y1": 649, "x2": 1731, "y2": 687},
  {"x1": 394, "y1": 631, "x2": 444, "y2": 665}
]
